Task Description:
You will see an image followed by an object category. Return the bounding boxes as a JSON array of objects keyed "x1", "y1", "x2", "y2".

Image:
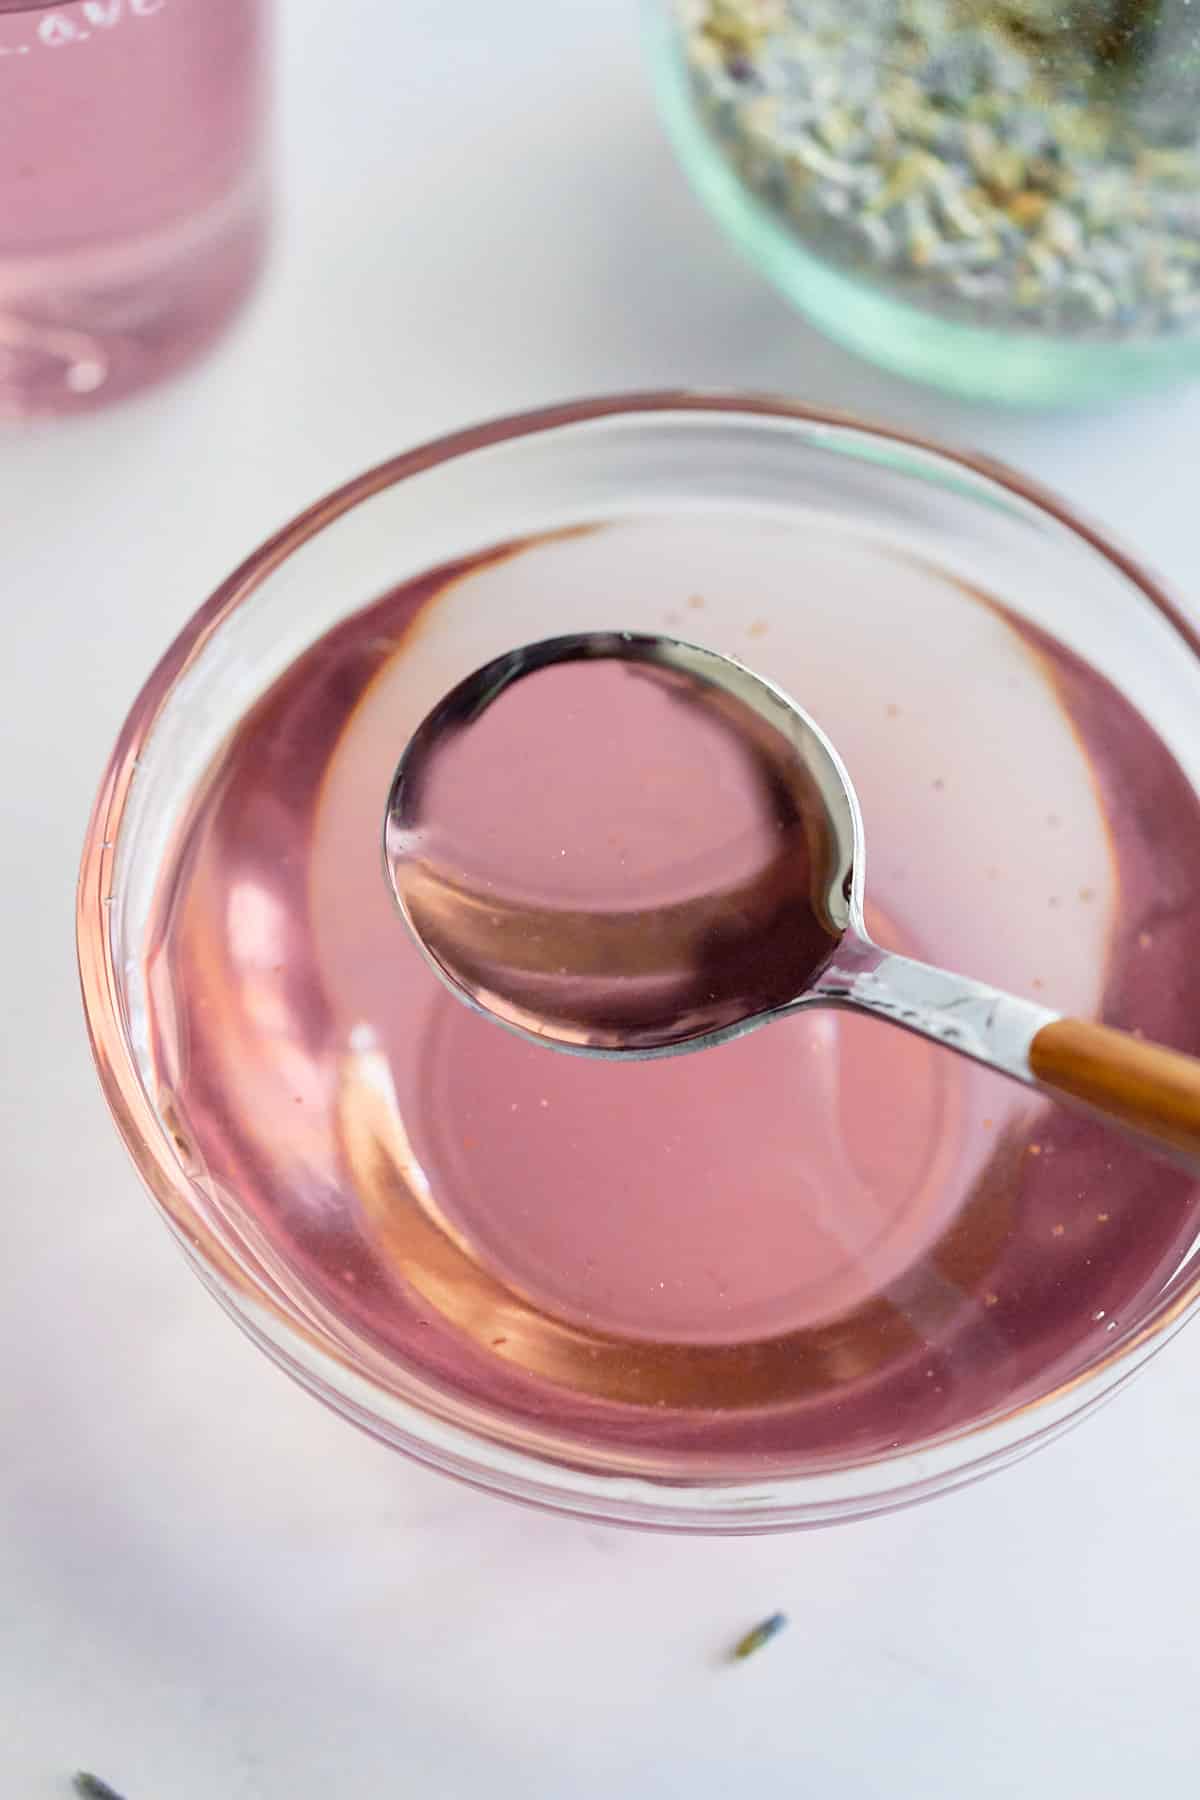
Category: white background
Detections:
[{"x1": 3, "y1": 2, "x2": 1199, "y2": 1794}]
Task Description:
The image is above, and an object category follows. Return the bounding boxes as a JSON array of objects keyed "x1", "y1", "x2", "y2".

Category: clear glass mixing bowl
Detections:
[{"x1": 78, "y1": 394, "x2": 1200, "y2": 1530}]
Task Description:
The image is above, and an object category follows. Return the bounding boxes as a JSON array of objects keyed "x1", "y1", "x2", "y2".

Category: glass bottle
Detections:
[{"x1": 0, "y1": 0, "x2": 268, "y2": 418}]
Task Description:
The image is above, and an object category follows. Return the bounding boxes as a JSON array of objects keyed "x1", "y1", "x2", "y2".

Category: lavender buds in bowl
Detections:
[{"x1": 649, "y1": 0, "x2": 1200, "y2": 405}]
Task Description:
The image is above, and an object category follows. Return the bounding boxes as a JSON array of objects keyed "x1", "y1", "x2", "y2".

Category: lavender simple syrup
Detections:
[
  {"x1": 0, "y1": 0, "x2": 266, "y2": 416},
  {"x1": 142, "y1": 517, "x2": 1200, "y2": 1474}
]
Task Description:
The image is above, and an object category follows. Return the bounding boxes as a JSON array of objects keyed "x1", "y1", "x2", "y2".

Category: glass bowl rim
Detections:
[{"x1": 76, "y1": 389, "x2": 1200, "y2": 1530}]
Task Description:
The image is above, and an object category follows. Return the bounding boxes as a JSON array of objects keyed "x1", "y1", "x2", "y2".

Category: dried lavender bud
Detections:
[
  {"x1": 73, "y1": 1776, "x2": 128, "y2": 1800},
  {"x1": 731, "y1": 1611, "x2": 789, "y2": 1660}
]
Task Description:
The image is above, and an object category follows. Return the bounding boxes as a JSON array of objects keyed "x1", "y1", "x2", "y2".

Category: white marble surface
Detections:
[{"x1": 3, "y1": 2, "x2": 1199, "y2": 1794}]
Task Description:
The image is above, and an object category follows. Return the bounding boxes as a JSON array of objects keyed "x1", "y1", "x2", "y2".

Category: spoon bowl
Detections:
[{"x1": 385, "y1": 631, "x2": 861, "y2": 1056}]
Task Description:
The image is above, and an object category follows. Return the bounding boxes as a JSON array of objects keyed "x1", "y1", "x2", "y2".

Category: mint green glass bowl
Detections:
[{"x1": 646, "y1": 1, "x2": 1200, "y2": 408}]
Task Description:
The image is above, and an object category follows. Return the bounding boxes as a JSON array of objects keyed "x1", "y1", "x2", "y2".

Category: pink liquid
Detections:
[
  {"x1": 142, "y1": 518, "x2": 1200, "y2": 1476},
  {"x1": 0, "y1": 0, "x2": 267, "y2": 416},
  {"x1": 389, "y1": 653, "x2": 842, "y2": 1050}
]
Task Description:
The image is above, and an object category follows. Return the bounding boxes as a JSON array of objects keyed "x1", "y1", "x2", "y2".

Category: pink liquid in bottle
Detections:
[{"x1": 0, "y1": 0, "x2": 268, "y2": 417}]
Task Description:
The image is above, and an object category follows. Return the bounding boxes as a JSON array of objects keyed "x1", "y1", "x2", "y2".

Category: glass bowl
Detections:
[
  {"x1": 78, "y1": 393, "x2": 1200, "y2": 1531},
  {"x1": 647, "y1": 2, "x2": 1200, "y2": 407}
]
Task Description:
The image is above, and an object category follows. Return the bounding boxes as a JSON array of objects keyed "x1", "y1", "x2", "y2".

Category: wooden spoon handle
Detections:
[{"x1": 1029, "y1": 1017, "x2": 1200, "y2": 1160}]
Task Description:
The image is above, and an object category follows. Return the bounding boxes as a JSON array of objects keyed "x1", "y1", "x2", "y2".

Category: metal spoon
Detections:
[{"x1": 385, "y1": 631, "x2": 1200, "y2": 1165}]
